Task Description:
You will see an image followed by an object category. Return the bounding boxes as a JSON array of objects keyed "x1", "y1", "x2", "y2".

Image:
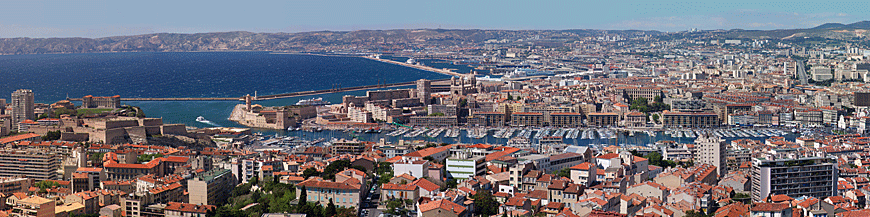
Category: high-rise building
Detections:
[
  {"x1": 417, "y1": 79, "x2": 431, "y2": 105},
  {"x1": 0, "y1": 98, "x2": 6, "y2": 115},
  {"x1": 695, "y1": 133, "x2": 726, "y2": 177},
  {"x1": 0, "y1": 148, "x2": 61, "y2": 180},
  {"x1": 11, "y1": 89, "x2": 34, "y2": 129},
  {"x1": 751, "y1": 157, "x2": 838, "y2": 202}
]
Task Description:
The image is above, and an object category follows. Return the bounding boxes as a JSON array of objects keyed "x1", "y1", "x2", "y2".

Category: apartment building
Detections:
[
  {"x1": 587, "y1": 113, "x2": 618, "y2": 127},
  {"x1": 0, "y1": 149, "x2": 61, "y2": 180},
  {"x1": 751, "y1": 157, "x2": 838, "y2": 202},
  {"x1": 510, "y1": 112, "x2": 544, "y2": 127},
  {"x1": 188, "y1": 169, "x2": 236, "y2": 206},
  {"x1": 446, "y1": 152, "x2": 486, "y2": 180}
]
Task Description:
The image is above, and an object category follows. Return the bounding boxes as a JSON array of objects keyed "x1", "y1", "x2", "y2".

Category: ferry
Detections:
[{"x1": 296, "y1": 97, "x2": 330, "y2": 106}]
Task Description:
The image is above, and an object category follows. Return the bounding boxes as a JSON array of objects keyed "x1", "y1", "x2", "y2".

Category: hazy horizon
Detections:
[{"x1": 3, "y1": 1, "x2": 870, "y2": 38}]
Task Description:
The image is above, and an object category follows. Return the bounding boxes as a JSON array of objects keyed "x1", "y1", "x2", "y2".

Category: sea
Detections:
[{"x1": 0, "y1": 51, "x2": 797, "y2": 146}]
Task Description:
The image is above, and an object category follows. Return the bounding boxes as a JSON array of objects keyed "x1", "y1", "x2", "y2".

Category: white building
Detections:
[{"x1": 446, "y1": 152, "x2": 485, "y2": 180}]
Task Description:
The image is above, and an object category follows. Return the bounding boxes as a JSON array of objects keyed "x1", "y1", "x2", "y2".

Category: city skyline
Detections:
[{"x1": 3, "y1": 1, "x2": 870, "y2": 38}]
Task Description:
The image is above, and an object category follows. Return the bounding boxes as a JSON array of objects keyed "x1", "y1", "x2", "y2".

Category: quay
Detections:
[
  {"x1": 66, "y1": 78, "x2": 449, "y2": 102},
  {"x1": 361, "y1": 56, "x2": 466, "y2": 77}
]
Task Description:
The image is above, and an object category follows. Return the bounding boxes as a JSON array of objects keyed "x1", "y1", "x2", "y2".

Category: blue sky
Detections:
[{"x1": 1, "y1": 0, "x2": 869, "y2": 38}]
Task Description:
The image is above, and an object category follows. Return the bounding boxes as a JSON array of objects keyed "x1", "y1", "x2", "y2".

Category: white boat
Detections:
[
  {"x1": 196, "y1": 116, "x2": 220, "y2": 126},
  {"x1": 296, "y1": 97, "x2": 330, "y2": 106}
]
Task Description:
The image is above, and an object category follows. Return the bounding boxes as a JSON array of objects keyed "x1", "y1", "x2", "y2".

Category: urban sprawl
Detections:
[{"x1": 4, "y1": 30, "x2": 870, "y2": 217}]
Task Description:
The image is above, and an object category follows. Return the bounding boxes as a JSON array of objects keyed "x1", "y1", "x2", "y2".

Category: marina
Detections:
[{"x1": 276, "y1": 126, "x2": 797, "y2": 148}]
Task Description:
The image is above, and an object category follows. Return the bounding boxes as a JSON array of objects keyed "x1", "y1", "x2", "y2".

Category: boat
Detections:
[
  {"x1": 196, "y1": 116, "x2": 220, "y2": 126},
  {"x1": 296, "y1": 97, "x2": 330, "y2": 106}
]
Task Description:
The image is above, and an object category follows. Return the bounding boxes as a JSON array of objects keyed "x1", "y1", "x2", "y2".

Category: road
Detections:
[{"x1": 795, "y1": 59, "x2": 808, "y2": 85}]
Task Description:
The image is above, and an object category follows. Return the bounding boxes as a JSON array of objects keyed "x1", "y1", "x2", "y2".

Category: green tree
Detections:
[
  {"x1": 554, "y1": 167, "x2": 570, "y2": 178},
  {"x1": 42, "y1": 131, "x2": 62, "y2": 141},
  {"x1": 303, "y1": 168, "x2": 321, "y2": 179},
  {"x1": 298, "y1": 186, "x2": 308, "y2": 208},
  {"x1": 325, "y1": 198, "x2": 337, "y2": 217},
  {"x1": 472, "y1": 190, "x2": 499, "y2": 216},
  {"x1": 652, "y1": 114, "x2": 660, "y2": 123},
  {"x1": 35, "y1": 180, "x2": 60, "y2": 191},
  {"x1": 507, "y1": 94, "x2": 514, "y2": 101}
]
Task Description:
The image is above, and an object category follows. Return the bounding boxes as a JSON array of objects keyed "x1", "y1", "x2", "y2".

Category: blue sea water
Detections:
[{"x1": 0, "y1": 52, "x2": 448, "y2": 128}]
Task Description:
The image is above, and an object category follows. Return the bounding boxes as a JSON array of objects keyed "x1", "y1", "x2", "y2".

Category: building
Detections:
[
  {"x1": 82, "y1": 95, "x2": 121, "y2": 108},
  {"x1": 662, "y1": 111, "x2": 719, "y2": 128},
  {"x1": 0, "y1": 177, "x2": 30, "y2": 196},
  {"x1": 164, "y1": 202, "x2": 215, "y2": 217},
  {"x1": 71, "y1": 167, "x2": 106, "y2": 192},
  {"x1": 0, "y1": 149, "x2": 61, "y2": 180},
  {"x1": 417, "y1": 79, "x2": 432, "y2": 105},
  {"x1": 695, "y1": 134, "x2": 726, "y2": 177},
  {"x1": 751, "y1": 157, "x2": 837, "y2": 202},
  {"x1": 587, "y1": 113, "x2": 618, "y2": 127},
  {"x1": 550, "y1": 112, "x2": 584, "y2": 127},
  {"x1": 11, "y1": 89, "x2": 35, "y2": 130},
  {"x1": 410, "y1": 116, "x2": 458, "y2": 127},
  {"x1": 11, "y1": 196, "x2": 54, "y2": 217},
  {"x1": 510, "y1": 112, "x2": 544, "y2": 127},
  {"x1": 296, "y1": 175, "x2": 364, "y2": 209},
  {"x1": 570, "y1": 162, "x2": 597, "y2": 187},
  {"x1": 418, "y1": 199, "x2": 467, "y2": 217},
  {"x1": 104, "y1": 160, "x2": 163, "y2": 181},
  {"x1": 329, "y1": 139, "x2": 366, "y2": 156},
  {"x1": 446, "y1": 152, "x2": 486, "y2": 180},
  {"x1": 188, "y1": 169, "x2": 236, "y2": 206}
]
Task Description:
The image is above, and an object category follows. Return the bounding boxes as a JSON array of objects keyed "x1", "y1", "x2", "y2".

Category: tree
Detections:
[
  {"x1": 652, "y1": 114, "x2": 660, "y2": 123},
  {"x1": 298, "y1": 186, "x2": 308, "y2": 208},
  {"x1": 35, "y1": 180, "x2": 60, "y2": 191},
  {"x1": 303, "y1": 168, "x2": 321, "y2": 179},
  {"x1": 472, "y1": 190, "x2": 499, "y2": 216},
  {"x1": 42, "y1": 131, "x2": 62, "y2": 141},
  {"x1": 554, "y1": 168, "x2": 570, "y2": 178},
  {"x1": 325, "y1": 199, "x2": 337, "y2": 217},
  {"x1": 423, "y1": 156, "x2": 435, "y2": 161},
  {"x1": 507, "y1": 94, "x2": 514, "y2": 101}
]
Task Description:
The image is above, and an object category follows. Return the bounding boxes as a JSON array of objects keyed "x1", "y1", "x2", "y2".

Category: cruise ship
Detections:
[{"x1": 295, "y1": 97, "x2": 330, "y2": 106}]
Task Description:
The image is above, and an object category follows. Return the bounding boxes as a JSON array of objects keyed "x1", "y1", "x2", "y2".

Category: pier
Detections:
[
  {"x1": 66, "y1": 78, "x2": 449, "y2": 102},
  {"x1": 361, "y1": 56, "x2": 466, "y2": 77}
]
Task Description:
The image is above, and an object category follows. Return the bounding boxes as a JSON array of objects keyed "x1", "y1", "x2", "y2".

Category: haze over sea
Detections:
[{"x1": 0, "y1": 52, "x2": 449, "y2": 128}]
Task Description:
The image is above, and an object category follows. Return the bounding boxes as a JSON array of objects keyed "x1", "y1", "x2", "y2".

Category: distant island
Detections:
[{"x1": 3, "y1": 21, "x2": 870, "y2": 55}]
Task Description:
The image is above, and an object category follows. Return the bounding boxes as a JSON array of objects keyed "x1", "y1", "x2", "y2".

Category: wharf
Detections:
[
  {"x1": 361, "y1": 56, "x2": 465, "y2": 77},
  {"x1": 66, "y1": 78, "x2": 448, "y2": 102}
]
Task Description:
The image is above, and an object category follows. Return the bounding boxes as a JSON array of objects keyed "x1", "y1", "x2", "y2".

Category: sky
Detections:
[{"x1": 2, "y1": 0, "x2": 870, "y2": 38}]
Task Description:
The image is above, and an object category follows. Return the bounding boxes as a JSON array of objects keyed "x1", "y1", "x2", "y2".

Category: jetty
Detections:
[
  {"x1": 66, "y1": 78, "x2": 449, "y2": 102},
  {"x1": 361, "y1": 56, "x2": 465, "y2": 77}
]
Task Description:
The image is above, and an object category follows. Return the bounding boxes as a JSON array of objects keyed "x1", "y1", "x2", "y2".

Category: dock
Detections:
[
  {"x1": 361, "y1": 56, "x2": 465, "y2": 77},
  {"x1": 66, "y1": 78, "x2": 449, "y2": 102}
]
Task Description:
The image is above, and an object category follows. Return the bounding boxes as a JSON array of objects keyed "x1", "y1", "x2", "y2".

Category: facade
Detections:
[
  {"x1": 11, "y1": 196, "x2": 54, "y2": 217},
  {"x1": 510, "y1": 112, "x2": 544, "y2": 127},
  {"x1": 296, "y1": 177, "x2": 364, "y2": 209},
  {"x1": 662, "y1": 112, "x2": 719, "y2": 128},
  {"x1": 751, "y1": 157, "x2": 838, "y2": 202},
  {"x1": 82, "y1": 95, "x2": 121, "y2": 108},
  {"x1": 470, "y1": 111, "x2": 506, "y2": 127},
  {"x1": 446, "y1": 153, "x2": 485, "y2": 180},
  {"x1": 329, "y1": 139, "x2": 366, "y2": 156},
  {"x1": 11, "y1": 89, "x2": 35, "y2": 130},
  {"x1": 550, "y1": 112, "x2": 583, "y2": 127},
  {"x1": 410, "y1": 116, "x2": 458, "y2": 127},
  {"x1": 164, "y1": 202, "x2": 215, "y2": 217},
  {"x1": 695, "y1": 134, "x2": 726, "y2": 177},
  {"x1": 0, "y1": 149, "x2": 61, "y2": 180},
  {"x1": 570, "y1": 162, "x2": 597, "y2": 187},
  {"x1": 587, "y1": 113, "x2": 619, "y2": 127},
  {"x1": 188, "y1": 169, "x2": 236, "y2": 206}
]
